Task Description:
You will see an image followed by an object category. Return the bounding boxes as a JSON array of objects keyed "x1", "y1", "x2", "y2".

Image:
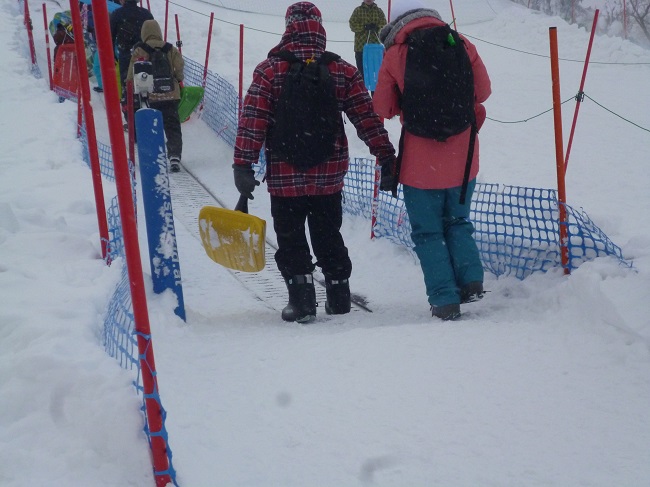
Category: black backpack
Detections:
[
  {"x1": 138, "y1": 43, "x2": 174, "y2": 94},
  {"x1": 394, "y1": 25, "x2": 477, "y2": 203},
  {"x1": 269, "y1": 50, "x2": 341, "y2": 170},
  {"x1": 402, "y1": 25, "x2": 475, "y2": 140}
]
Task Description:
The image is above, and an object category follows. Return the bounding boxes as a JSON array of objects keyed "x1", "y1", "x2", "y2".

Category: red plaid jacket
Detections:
[{"x1": 234, "y1": 16, "x2": 395, "y2": 197}]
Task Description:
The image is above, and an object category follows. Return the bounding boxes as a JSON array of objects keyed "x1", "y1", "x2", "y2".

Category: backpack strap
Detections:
[
  {"x1": 275, "y1": 50, "x2": 300, "y2": 64},
  {"x1": 319, "y1": 51, "x2": 341, "y2": 65},
  {"x1": 135, "y1": 42, "x2": 173, "y2": 55},
  {"x1": 392, "y1": 126, "x2": 405, "y2": 198},
  {"x1": 458, "y1": 121, "x2": 477, "y2": 205},
  {"x1": 135, "y1": 42, "x2": 152, "y2": 54}
]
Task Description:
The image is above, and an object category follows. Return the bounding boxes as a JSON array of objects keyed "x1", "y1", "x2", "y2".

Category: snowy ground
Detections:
[{"x1": 1, "y1": 0, "x2": 649, "y2": 486}]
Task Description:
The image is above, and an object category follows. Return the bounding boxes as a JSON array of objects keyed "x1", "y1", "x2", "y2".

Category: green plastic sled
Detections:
[{"x1": 178, "y1": 86, "x2": 205, "y2": 122}]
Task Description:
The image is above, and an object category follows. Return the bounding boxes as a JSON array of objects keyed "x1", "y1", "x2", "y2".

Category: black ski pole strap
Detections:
[
  {"x1": 459, "y1": 122, "x2": 477, "y2": 205},
  {"x1": 392, "y1": 125, "x2": 406, "y2": 198}
]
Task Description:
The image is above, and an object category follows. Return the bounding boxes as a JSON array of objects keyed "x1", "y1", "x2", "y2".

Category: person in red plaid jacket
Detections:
[{"x1": 233, "y1": 1, "x2": 396, "y2": 324}]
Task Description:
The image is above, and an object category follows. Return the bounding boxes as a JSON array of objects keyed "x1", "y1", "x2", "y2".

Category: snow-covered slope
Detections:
[{"x1": 1, "y1": 0, "x2": 649, "y2": 485}]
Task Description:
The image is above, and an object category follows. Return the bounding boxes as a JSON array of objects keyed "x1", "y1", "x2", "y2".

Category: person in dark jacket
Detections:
[
  {"x1": 109, "y1": 0, "x2": 153, "y2": 94},
  {"x1": 233, "y1": 2, "x2": 396, "y2": 324}
]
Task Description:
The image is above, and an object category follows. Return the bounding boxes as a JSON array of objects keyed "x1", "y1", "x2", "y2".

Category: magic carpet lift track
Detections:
[{"x1": 169, "y1": 166, "x2": 372, "y2": 315}]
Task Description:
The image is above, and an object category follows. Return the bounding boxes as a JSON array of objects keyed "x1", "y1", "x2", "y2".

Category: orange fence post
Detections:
[{"x1": 549, "y1": 27, "x2": 570, "y2": 275}]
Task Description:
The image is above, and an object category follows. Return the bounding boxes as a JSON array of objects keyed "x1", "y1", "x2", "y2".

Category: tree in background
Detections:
[
  {"x1": 628, "y1": 0, "x2": 650, "y2": 43},
  {"x1": 511, "y1": 0, "x2": 649, "y2": 48}
]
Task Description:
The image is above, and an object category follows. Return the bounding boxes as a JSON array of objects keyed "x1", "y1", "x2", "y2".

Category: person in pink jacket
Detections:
[{"x1": 373, "y1": 0, "x2": 491, "y2": 320}]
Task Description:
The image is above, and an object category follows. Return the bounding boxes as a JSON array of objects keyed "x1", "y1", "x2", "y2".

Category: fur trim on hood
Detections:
[{"x1": 379, "y1": 8, "x2": 442, "y2": 49}]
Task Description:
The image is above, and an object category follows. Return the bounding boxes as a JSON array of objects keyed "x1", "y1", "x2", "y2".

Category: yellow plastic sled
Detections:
[{"x1": 198, "y1": 196, "x2": 266, "y2": 273}]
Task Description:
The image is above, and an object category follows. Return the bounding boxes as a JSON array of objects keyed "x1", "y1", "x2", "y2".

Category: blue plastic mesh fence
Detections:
[
  {"x1": 103, "y1": 263, "x2": 138, "y2": 370},
  {"x1": 79, "y1": 123, "x2": 115, "y2": 181},
  {"x1": 183, "y1": 57, "x2": 239, "y2": 147},
  {"x1": 346, "y1": 157, "x2": 632, "y2": 278}
]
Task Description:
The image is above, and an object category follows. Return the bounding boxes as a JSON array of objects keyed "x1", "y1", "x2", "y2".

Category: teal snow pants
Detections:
[{"x1": 402, "y1": 179, "x2": 483, "y2": 307}]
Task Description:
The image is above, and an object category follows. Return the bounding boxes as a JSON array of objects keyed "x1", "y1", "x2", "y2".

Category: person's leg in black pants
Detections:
[
  {"x1": 306, "y1": 192, "x2": 352, "y2": 281},
  {"x1": 152, "y1": 100, "x2": 182, "y2": 161},
  {"x1": 271, "y1": 195, "x2": 314, "y2": 278}
]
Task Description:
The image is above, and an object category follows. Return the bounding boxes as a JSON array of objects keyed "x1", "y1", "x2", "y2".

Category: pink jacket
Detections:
[{"x1": 373, "y1": 16, "x2": 491, "y2": 190}]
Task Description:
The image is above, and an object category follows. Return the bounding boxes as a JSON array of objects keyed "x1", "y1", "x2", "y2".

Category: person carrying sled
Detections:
[
  {"x1": 233, "y1": 1, "x2": 396, "y2": 324},
  {"x1": 127, "y1": 19, "x2": 185, "y2": 172},
  {"x1": 373, "y1": 0, "x2": 492, "y2": 321},
  {"x1": 110, "y1": 0, "x2": 153, "y2": 94},
  {"x1": 349, "y1": 0, "x2": 387, "y2": 84}
]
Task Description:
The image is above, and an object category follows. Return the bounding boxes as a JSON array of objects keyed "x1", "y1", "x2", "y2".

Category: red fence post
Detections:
[
  {"x1": 42, "y1": 3, "x2": 53, "y2": 89},
  {"x1": 163, "y1": 0, "x2": 169, "y2": 41},
  {"x1": 239, "y1": 23, "x2": 244, "y2": 117},
  {"x1": 565, "y1": 9, "x2": 599, "y2": 173},
  {"x1": 23, "y1": 0, "x2": 38, "y2": 70},
  {"x1": 174, "y1": 13, "x2": 182, "y2": 55},
  {"x1": 199, "y1": 12, "x2": 214, "y2": 113},
  {"x1": 449, "y1": 0, "x2": 457, "y2": 30},
  {"x1": 549, "y1": 27, "x2": 570, "y2": 275},
  {"x1": 69, "y1": 0, "x2": 110, "y2": 261},
  {"x1": 90, "y1": 1, "x2": 172, "y2": 484},
  {"x1": 127, "y1": 79, "x2": 136, "y2": 166}
]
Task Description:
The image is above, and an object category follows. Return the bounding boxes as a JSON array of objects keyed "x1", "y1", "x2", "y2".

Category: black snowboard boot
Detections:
[
  {"x1": 431, "y1": 303, "x2": 461, "y2": 321},
  {"x1": 282, "y1": 274, "x2": 317, "y2": 323},
  {"x1": 325, "y1": 278, "x2": 351, "y2": 315},
  {"x1": 460, "y1": 281, "x2": 484, "y2": 304}
]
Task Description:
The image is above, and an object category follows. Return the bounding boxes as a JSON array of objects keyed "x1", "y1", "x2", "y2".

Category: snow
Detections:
[{"x1": 1, "y1": 0, "x2": 649, "y2": 486}]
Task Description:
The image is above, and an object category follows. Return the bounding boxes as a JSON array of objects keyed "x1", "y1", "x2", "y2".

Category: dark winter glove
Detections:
[
  {"x1": 364, "y1": 23, "x2": 378, "y2": 32},
  {"x1": 379, "y1": 159, "x2": 394, "y2": 192},
  {"x1": 232, "y1": 164, "x2": 260, "y2": 200}
]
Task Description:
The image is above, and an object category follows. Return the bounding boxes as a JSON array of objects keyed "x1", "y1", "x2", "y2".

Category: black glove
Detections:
[
  {"x1": 233, "y1": 164, "x2": 260, "y2": 200},
  {"x1": 364, "y1": 23, "x2": 378, "y2": 32},
  {"x1": 379, "y1": 160, "x2": 394, "y2": 192}
]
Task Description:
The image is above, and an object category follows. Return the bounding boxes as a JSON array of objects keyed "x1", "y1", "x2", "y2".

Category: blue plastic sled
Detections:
[{"x1": 362, "y1": 43, "x2": 384, "y2": 91}]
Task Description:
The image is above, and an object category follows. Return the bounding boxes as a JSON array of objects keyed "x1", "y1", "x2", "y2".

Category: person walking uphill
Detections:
[
  {"x1": 110, "y1": 0, "x2": 153, "y2": 94},
  {"x1": 349, "y1": 0, "x2": 387, "y2": 84},
  {"x1": 233, "y1": 2, "x2": 396, "y2": 324},
  {"x1": 127, "y1": 19, "x2": 185, "y2": 172},
  {"x1": 373, "y1": 0, "x2": 492, "y2": 321}
]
